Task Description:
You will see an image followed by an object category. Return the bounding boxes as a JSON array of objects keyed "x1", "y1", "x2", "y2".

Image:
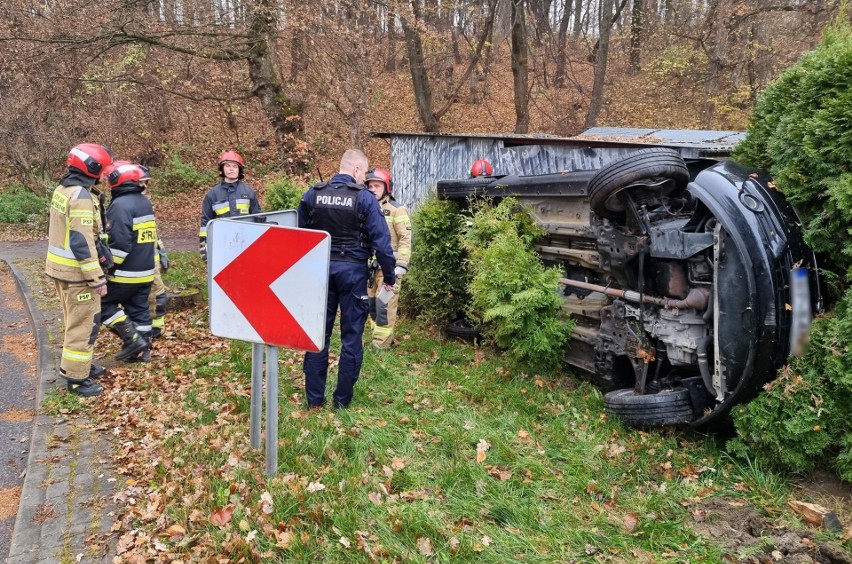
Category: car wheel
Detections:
[
  {"x1": 603, "y1": 387, "x2": 694, "y2": 427},
  {"x1": 436, "y1": 177, "x2": 495, "y2": 200},
  {"x1": 589, "y1": 148, "x2": 690, "y2": 221},
  {"x1": 443, "y1": 318, "x2": 482, "y2": 343}
]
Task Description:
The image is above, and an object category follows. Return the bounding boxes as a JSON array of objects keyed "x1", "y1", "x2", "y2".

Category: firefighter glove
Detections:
[
  {"x1": 394, "y1": 265, "x2": 407, "y2": 277},
  {"x1": 159, "y1": 248, "x2": 170, "y2": 272},
  {"x1": 199, "y1": 242, "x2": 207, "y2": 262}
]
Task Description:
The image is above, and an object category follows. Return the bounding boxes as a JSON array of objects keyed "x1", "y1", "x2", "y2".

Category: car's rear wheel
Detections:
[
  {"x1": 604, "y1": 387, "x2": 694, "y2": 426},
  {"x1": 589, "y1": 148, "x2": 690, "y2": 221}
]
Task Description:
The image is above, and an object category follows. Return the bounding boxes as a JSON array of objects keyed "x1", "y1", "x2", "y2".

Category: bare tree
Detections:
[
  {"x1": 585, "y1": 0, "x2": 615, "y2": 128},
  {"x1": 511, "y1": 0, "x2": 530, "y2": 133}
]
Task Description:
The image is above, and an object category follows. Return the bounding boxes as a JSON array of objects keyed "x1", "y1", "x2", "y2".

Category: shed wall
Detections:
[{"x1": 388, "y1": 135, "x2": 703, "y2": 209}]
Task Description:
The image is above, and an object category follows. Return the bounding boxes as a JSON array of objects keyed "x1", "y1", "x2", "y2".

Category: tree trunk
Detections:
[
  {"x1": 572, "y1": 0, "x2": 584, "y2": 40},
  {"x1": 246, "y1": 0, "x2": 308, "y2": 174},
  {"x1": 554, "y1": 0, "x2": 572, "y2": 88},
  {"x1": 511, "y1": 0, "x2": 530, "y2": 133},
  {"x1": 401, "y1": 4, "x2": 439, "y2": 132},
  {"x1": 629, "y1": 0, "x2": 644, "y2": 71},
  {"x1": 584, "y1": 0, "x2": 614, "y2": 129}
]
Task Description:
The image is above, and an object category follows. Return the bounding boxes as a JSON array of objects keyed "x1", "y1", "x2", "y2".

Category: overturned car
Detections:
[{"x1": 437, "y1": 148, "x2": 820, "y2": 428}]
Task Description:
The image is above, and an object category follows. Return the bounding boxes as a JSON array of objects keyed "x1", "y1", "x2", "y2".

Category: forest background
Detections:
[{"x1": 0, "y1": 0, "x2": 840, "y2": 217}]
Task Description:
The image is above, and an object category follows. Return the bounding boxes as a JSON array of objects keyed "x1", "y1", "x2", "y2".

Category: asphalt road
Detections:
[{"x1": 0, "y1": 264, "x2": 38, "y2": 562}]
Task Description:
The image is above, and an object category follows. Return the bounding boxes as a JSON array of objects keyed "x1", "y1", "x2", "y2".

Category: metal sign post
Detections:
[{"x1": 208, "y1": 212, "x2": 330, "y2": 476}]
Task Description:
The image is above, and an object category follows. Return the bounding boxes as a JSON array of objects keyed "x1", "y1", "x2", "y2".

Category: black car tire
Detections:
[
  {"x1": 444, "y1": 319, "x2": 482, "y2": 343},
  {"x1": 604, "y1": 387, "x2": 694, "y2": 426},
  {"x1": 589, "y1": 148, "x2": 690, "y2": 221},
  {"x1": 436, "y1": 177, "x2": 495, "y2": 200}
]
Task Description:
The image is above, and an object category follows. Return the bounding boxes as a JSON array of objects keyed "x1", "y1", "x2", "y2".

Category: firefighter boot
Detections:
[
  {"x1": 89, "y1": 364, "x2": 107, "y2": 379},
  {"x1": 130, "y1": 331, "x2": 153, "y2": 363},
  {"x1": 113, "y1": 319, "x2": 150, "y2": 361},
  {"x1": 67, "y1": 377, "x2": 103, "y2": 397}
]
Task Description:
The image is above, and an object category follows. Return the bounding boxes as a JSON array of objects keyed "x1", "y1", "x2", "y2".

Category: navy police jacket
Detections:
[{"x1": 298, "y1": 174, "x2": 396, "y2": 286}]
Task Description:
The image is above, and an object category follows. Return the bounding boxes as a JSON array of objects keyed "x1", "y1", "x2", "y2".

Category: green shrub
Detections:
[
  {"x1": 0, "y1": 184, "x2": 48, "y2": 223},
  {"x1": 264, "y1": 176, "x2": 308, "y2": 211},
  {"x1": 464, "y1": 198, "x2": 572, "y2": 371},
  {"x1": 403, "y1": 196, "x2": 471, "y2": 326},
  {"x1": 733, "y1": 20, "x2": 852, "y2": 283},
  {"x1": 152, "y1": 152, "x2": 217, "y2": 194},
  {"x1": 728, "y1": 288, "x2": 852, "y2": 481}
]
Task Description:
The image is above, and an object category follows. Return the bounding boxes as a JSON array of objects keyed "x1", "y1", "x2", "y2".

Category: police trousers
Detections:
[
  {"x1": 53, "y1": 279, "x2": 100, "y2": 381},
  {"x1": 303, "y1": 260, "x2": 369, "y2": 408}
]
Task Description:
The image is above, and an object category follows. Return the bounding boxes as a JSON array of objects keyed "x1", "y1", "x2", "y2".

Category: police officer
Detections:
[
  {"x1": 45, "y1": 144, "x2": 113, "y2": 397},
  {"x1": 470, "y1": 159, "x2": 493, "y2": 177},
  {"x1": 365, "y1": 168, "x2": 411, "y2": 348},
  {"x1": 198, "y1": 150, "x2": 261, "y2": 261},
  {"x1": 139, "y1": 166, "x2": 169, "y2": 340},
  {"x1": 297, "y1": 149, "x2": 396, "y2": 409},
  {"x1": 100, "y1": 162, "x2": 155, "y2": 362}
]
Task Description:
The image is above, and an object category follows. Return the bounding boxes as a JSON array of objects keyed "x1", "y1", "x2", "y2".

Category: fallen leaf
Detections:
[
  {"x1": 391, "y1": 457, "x2": 405, "y2": 470},
  {"x1": 165, "y1": 524, "x2": 186, "y2": 540},
  {"x1": 210, "y1": 506, "x2": 233, "y2": 527},
  {"x1": 449, "y1": 537, "x2": 460, "y2": 554},
  {"x1": 368, "y1": 491, "x2": 383, "y2": 505},
  {"x1": 339, "y1": 536, "x2": 351, "y2": 548},
  {"x1": 621, "y1": 513, "x2": 638, "y2": 532},
  {"x1": 260, "y1": 491, "x2": 274, "y2": 514},
  {"x1": 481, "y1": 535, "x2": 492, "y2": 546},
  {"x1": 307, "y1": 482, "x2": 326, "y2": 493},
  {"x1": 417, "y1": 536, "x2": 433, "y2": 556},
  {"x1": 476, "y1": 439, "x2": 491, "y2": 464}
]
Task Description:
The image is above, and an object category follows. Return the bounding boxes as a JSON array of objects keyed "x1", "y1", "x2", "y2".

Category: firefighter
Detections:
[
  {"x1": 198, "y1": 150, "x2": 261, "y2": 261},
  {"x1": 297, "y1": 149, "x2": 396, "y2": 409},
  {"x1": 365, "y1": 168, "x2": 411, "y2": 348},
  {"x1": 470, "y1": 159, "x2": 493, "y2": 177},
  {"x1": 139, "y1": 166, "x2": 169, "y2": 340},
  {"x1": 45, "y1": 144, "x2": 113, "y2": 397},
  {"x1": 100, "y1": 162, "x2": 155, "y2": 362}
]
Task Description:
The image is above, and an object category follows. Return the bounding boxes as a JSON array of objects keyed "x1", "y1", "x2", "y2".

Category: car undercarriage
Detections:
[{"x1": 437, "y1": 148, "x2": 820, "y2": 428}]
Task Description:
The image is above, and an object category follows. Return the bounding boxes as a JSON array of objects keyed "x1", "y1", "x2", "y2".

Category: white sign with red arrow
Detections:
[{"x1": 208, "y1": 220, "x2": 330, "y2": 351}]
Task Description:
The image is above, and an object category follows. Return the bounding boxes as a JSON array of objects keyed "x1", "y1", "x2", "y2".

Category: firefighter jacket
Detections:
[
  {"x1": 199, "y1": 180, "x2": 261, "y2": 241},
  {"x1": 45, "y1": 172, "x2": 106, "y2": 288},
  {"x1": 297, "y1": 173, "x2": 397, "y2": 286},
  {"x1": 378, "y1": 196, "x2": 412, "y2": 270},
  {"x1": 105, "y1": 184, "x2": 157, "y2": 285}
]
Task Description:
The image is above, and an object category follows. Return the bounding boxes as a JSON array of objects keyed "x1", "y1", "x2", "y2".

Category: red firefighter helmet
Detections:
[
  {"x1": 365, "y1": 167, "x2": 393, "y2": 196},
  {"x1": 469, "y1": 159, "x2": 493, "y2": 177},
  {"x1": 218, "y1": 150, "x2": 244, "y2": 179},
  {"x1": 105, "y1": 162, "x2": 144, "y2": 190},
  {"x1": 67, "y1": 143, "x2": 113, "y2": 178}
]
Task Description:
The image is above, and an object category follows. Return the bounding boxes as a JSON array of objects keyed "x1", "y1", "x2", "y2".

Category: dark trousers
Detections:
[
  {"x1": 304, "y1": 261, "x2": 369, "y2": 408},
  {"x1": 101, "y1": 282, "x2": 153, "y2": 332}
]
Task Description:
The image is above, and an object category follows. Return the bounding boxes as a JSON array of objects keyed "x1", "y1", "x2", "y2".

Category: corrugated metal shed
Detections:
[{"x1": 370, "y1": 127, "x2": 745, "y2": 208}]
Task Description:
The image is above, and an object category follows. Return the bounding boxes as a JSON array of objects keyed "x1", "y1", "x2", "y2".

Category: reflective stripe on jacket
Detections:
[
  {"x1": 106, "y1": 187, "x2": 157, "y2": 285},
  {"x1": 199, "y1": 180, "x2": 261, "y2": 240},
  {"x1": 380, "y1": 198, "x2": 412, "y2": 269},
  {"x1": 45, "y1": 182, "x2": 106, "y2": 287}
]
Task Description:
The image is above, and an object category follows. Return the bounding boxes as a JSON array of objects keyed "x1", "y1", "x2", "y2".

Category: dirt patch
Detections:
[
  {"x1": 687, "y1": 497, "x2": 851, "y2": 562},
  {"x1": 0, "y1": 266, "x2": 24, "y2": 312},
  {"x1": 0, "y1": 408, "x2": 35, "y2": 422},
  {"x1": 0, "y1": 486, "x2": 21, "y2": 520}
]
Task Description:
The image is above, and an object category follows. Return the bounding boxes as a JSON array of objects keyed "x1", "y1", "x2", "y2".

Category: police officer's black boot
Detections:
[{"x1": 112, "y1": 319, "x2": 149, "y2": 361}]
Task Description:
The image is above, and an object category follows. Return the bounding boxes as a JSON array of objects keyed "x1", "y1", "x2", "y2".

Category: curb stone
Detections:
[{"x1": 5, "y1": 260, "x2": 118, "y2": 563}]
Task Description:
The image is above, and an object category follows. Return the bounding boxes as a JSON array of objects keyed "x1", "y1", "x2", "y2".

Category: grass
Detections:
[{"x1": 25, "y1": 251, "x2": 850, "y2": 561}]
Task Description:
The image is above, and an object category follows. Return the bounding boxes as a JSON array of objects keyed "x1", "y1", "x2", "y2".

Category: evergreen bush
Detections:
[
  {"x1": 730, "y1": 18, "x2": 852, "y2": 482},
  {"x1": 403, "y1": 196, "x2": 470, "y2": 326},
  {"x1": 728, "y1": 288, "x2": 852, "y2": 481},
  {"x1": 463, "y1": 198, "x2": 572, "y2": 370},
  {"x1": 264, "y1": 176, "x2": 308, "y2": 211},
  {"x1": 733, "y1": 21, "x2": 852, "y2": 283},
  {"x1": 153, "y1": 152, "x2": 217, "y2": 194},
  {"x1": 0, "y1": 183, "x2": 48, "y2": 223}
]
